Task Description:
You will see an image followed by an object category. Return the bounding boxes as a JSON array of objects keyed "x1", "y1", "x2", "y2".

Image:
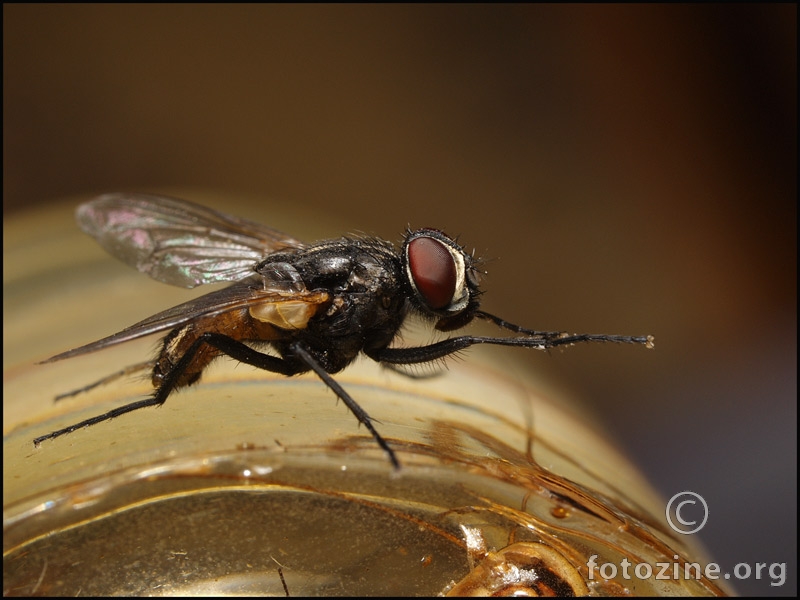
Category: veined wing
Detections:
[
  {"x1": 42, "y1": 272, "x2": 330, "y2": 363},
  {"x1": 77, "y1": 193, "x2": 305, "y2": 288}
]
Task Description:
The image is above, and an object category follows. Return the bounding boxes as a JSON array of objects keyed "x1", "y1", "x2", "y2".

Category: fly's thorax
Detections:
[
  {"x1": 290, "y1": 237, "x2": 398, "y2": 285},
  {"x1": 257, "y1": 238, "x2": 409, "y2": 367},
  {"x1": 281, "y1": 237, "x2": 408, "y2": 333}
]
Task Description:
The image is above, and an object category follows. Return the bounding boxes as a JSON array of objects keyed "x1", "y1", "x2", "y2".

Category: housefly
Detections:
[{"x1": 35, "y1": 193, "x2": 653, "y2": 469}]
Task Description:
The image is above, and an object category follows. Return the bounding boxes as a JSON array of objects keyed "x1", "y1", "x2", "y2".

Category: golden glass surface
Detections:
[{"x1": 4, "y1": 197, "x2": 727, "y2": 595}]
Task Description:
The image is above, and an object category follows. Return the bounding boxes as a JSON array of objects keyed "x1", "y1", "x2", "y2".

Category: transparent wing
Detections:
[
  {"x1": 77, "y1": 193, "x2": 305, "y2": 288},
  {"x1": 42, "y1": 270, "x2": 329, "y2": 363}
]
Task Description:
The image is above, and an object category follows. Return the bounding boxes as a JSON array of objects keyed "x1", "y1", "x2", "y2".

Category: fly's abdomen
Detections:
[{"x1": 153, "y1": 325, "x2": 218, "y2": 389}]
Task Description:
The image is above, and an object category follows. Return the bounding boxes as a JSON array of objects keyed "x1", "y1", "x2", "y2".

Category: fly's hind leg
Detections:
[
  {"x1": 156, "y1": 334, "x2": 401, "y2": 469},
  {"x1": 54, "y1": 361, "x2": 154, "y2": 401},
  {"x1": 35, "y1": 333, "x2": 400, "y2": 470},
  {"x1": 33, "y1": 334, "x2": 298, "y2": 447}
]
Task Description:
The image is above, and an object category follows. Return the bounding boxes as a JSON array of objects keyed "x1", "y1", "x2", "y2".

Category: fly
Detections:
[{"x1": 34, "y1": 193, "x2": 654, "y2": 469}]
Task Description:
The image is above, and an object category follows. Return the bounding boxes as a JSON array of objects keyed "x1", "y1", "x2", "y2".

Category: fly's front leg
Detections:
[
  {"x1": 367, "y1": 337, "x2": 479, "y2": 366},
  {"x1": 382, "y1": 362, "x2": 444, "y2": 380},
  {"x1": 367, "y1": 332, "x2": 652, "y2": 368}
]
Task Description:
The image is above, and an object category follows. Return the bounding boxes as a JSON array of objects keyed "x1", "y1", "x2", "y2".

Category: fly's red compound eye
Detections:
[{"x1": 407, "y1": 236, "x2": 457, "y2": 310}]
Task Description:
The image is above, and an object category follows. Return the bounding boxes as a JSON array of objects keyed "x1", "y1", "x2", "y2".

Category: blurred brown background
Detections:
[{"x1": 4, "y1": 5, "x2": 795, "y2": 595}]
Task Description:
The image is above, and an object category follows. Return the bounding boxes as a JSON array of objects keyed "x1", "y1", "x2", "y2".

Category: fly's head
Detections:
[{"x1": 401, "y1": 229, "x2": 483, "y2": 332}]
